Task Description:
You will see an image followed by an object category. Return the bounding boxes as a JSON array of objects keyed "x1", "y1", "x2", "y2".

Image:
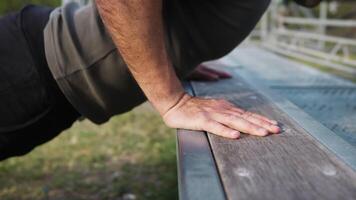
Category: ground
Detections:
[{"x1": 0, "y1": 103, "x2": 178, "y2": 200}]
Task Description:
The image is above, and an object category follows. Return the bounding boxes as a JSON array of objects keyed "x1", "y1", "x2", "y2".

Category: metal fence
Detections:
[{"x1": 250, "y1": 1, "x2": 356, "y2": 75}]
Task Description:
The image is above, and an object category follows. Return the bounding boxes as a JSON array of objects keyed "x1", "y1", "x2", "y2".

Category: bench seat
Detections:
[{"x1": 176, "y1": 62, "x2": 356, "y2": 200}]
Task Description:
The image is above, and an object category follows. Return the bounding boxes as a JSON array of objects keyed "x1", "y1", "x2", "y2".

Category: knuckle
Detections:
[
  {"x1": 236, "y1": 107, "x2": 245, "y2": 113},
  {"x1": 227, "y1": 114, "x2": 237, "y2": 121},
  {"x1": 210, "y1": 98, "x2": 219, "y2": 103},
  {"x1": 221, "y1": 100, "x2": 232, "y2": 106},
  {"x1": 225, "y1": 100, "x2": 234, "y2": 106},
  {"x1": 219, "y1": 99, "x2": 227, "y2": 103},
  {"x1": 242, "y1": 112, "x2": 253, "y2": 120},
  {"x1": 244, "y1": 111, "x2": 253, "y2": 117},
  {"x1": 221, "y1": 113, "x2": 236, "y2": 122},
  {"x1": 215, "y1": 99, "x2": 227, "y2": 105}
]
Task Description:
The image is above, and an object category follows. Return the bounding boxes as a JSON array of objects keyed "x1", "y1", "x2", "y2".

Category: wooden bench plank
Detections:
[
  {"x1": 190, "y1": 68, "x2": 356, "y2": 200},
  {"x1": 177, "y1": 129, "x2": 225, "y2": 200},
  {"x1": 177, "y1": 82, "x2": 226, "y2": 200}
]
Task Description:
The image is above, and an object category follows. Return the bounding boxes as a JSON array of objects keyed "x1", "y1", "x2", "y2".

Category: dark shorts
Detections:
[{"x1": 0, "y1": 5, "x2": 80, "y2": 161}]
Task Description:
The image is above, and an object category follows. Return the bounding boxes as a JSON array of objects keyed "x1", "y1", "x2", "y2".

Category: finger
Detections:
[
  {"x1": 201, "y1": 66, "x2": 232, "y2": 78},
  {"x1": 198, "y1": 69, "x2": 220, "y2": 81},
  {"x1": 226, "y1": 108, "x2": 279, "y2": 129},
  {"x1": 204, "y1": 120, "x2": 240, "y2": 139},
  {"x1": 216, "y1": 99, "x2": 278, "y2": 127},
  {"x1": 214, "y1": 99, "x2": 244, "y2": 113},
  {"x1": 223, "y1": 110, "x2": 279, "y2": 133},
  {"x1": 246, "y1": 112, "x2": 278, "y2": 125},
  {"x1": 239, "y1": 112, "x2": 280, "y2": 134},
  {"x1": 190, "y1": 69, "x2": 219, "y2": 81},
  {"x1": 213, "y1": 113, "x2": 269, "y2": 136},
  {"x1": 229, "y1": 107, "x2": 277, "y2": 125}
]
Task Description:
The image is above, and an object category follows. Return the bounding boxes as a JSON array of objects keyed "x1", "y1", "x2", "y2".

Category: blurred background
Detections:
[
  {"x1": 248, "y1": 0, "x2": 356, "y2": 81},
  {"x1": 0, "y1": 0, "x2": 355, "y2": 200}
]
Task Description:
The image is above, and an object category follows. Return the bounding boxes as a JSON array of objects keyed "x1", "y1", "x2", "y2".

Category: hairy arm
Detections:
[
  {"x1": 95, "y1": 0, "x2": 280, "y2": 138},
  {"x1": 96, "y1": 0, "x2": 184, "y2": 115}
]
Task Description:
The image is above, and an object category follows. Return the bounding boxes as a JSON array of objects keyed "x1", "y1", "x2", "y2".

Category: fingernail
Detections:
[{"x1": 271, "y1": 125, "x2": 280, "y2": 133}]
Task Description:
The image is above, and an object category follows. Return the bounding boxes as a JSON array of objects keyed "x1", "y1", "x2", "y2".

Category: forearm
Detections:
[{"x1": 96, "y1": 0, "x2": 185, "y2": 115}]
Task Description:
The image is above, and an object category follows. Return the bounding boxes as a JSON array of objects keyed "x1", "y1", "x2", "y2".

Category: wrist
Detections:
[
  {"x1": 153, "y1": 90, "x2": 189, "y2": 116},
  {"x1": 164, "y1": 92, "x2": 192, "y2": 114}
]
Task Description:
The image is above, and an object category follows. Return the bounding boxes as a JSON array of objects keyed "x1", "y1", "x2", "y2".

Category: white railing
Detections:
[
  {"x1": 279, "y1": 17, "x2": 356, "y2": 27},
  {"x1": 251, "y1": 1, "x2": 356, "y2": 75}
]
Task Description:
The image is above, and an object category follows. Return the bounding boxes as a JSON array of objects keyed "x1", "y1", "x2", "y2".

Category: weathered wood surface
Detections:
[
  {"x1": 208, "y1": 47, "x2": 356, "y2": 169},
  {"x1": 177, "y1": 129, "x2": 225, "y2": 200},
  {"x1": 226, "y1": 46, "x2": 356, "y2": 151},
  {"x1": 191, "y1": 68, "x2": 356, "y2": 200}
]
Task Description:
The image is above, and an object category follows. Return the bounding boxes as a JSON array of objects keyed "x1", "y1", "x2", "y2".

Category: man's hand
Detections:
[
  {"x1": 163, "y1": 94, "x2": 280, "y2": 139},
  {"x1": 186, "y1": 65, "x2": 232, "y2": 81}
]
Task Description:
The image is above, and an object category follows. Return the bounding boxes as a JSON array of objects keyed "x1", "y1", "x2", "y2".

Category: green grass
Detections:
[
  {"x1": 0, "y1": 0, "x2": 61, "y2": 15},
  {"x1": 0, "y1": 103, "x2": 178, "y2": 200}
]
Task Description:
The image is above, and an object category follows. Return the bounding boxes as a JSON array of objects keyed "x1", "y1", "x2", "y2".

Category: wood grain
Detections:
[
  {"x1": 177, "y1": 129, "x2": 226, "y2": 200},
  {"x1": 191, "y1": 69, "x2": 356, "y2": 200}
]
